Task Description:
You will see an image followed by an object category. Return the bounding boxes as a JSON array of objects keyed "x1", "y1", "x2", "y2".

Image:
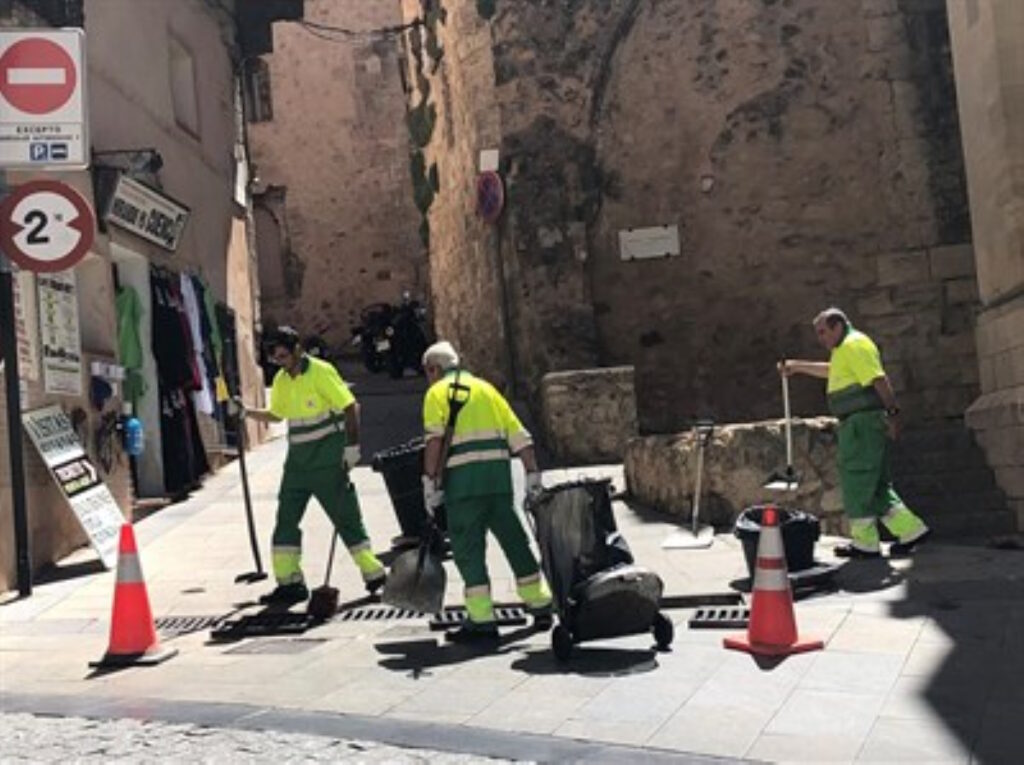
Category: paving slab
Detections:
[{"x1": 3, "y1": 414, "x2": 1024, "y2": 763}]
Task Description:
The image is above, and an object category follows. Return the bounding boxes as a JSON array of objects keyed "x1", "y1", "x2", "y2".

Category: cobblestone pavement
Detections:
[{"x1": 1, "y1": 712, "x2": 524, "y2": 764}]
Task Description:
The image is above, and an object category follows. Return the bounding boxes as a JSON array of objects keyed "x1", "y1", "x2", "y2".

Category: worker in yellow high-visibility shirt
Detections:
[
  {"x1": 241, "y1": 326, "x2": 385, "y2": 605},
  {"x1": 781, "y1": 307, "x2": 930, "y2": 558},
  {"x1": 421, "y1": 341, "x2": 552, "y2": 644}
]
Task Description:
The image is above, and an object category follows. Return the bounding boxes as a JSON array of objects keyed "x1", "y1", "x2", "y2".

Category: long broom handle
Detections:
[
  {"x1": 237, "y1": 413, "x2": 264, "y2": 573},
  {"x1": 782, "y1": 372, "x2": 793, "y2": 470},
  {"x1": 692, "y1": 432, "x2": 704, "y2": 534}
]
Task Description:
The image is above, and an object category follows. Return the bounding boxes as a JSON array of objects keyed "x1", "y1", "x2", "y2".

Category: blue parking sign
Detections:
[{"x1": 29, "y1": 143, "x2": 49, "y2": 161}]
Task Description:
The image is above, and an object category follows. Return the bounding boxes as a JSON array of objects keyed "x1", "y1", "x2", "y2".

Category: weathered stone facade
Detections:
[
  {"x1": 946, "y1": 0, "x2": 1024, "y2": 531},
  {"x1": 541, "y1": 367, "x2": 638, "y2": 465},
  {"x1": 625, "y1": 418, "x2": 844, "y2": 532},
  {"x1": 248, "y1": 0, "x2": 425, "y2": 351},
  {"x1": 402, "y1": 0, "x2": 976, "y2": 435}
]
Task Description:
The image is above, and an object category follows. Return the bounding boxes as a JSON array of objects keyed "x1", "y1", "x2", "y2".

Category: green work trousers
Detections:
[
  {"x1": 446, "y1": 492, "x2": 550, "y2": 622},
  {"x1": 838, "y1": 410, "x2": 928, "y2": 551},
  {"x1": 271, "y1": 466, "x2": 382, "y2": 585}
]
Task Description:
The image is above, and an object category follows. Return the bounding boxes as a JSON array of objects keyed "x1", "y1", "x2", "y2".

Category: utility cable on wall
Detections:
[{"x1": 295, "y1": 17, "x2": 424, "y2": 42}]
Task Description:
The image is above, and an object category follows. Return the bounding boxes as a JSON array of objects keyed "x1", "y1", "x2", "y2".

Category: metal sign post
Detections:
[{"x1": 0, "y1": 169, "x2": 32, "y2": 596}]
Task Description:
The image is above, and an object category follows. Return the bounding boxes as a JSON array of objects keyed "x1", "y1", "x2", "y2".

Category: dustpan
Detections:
[{"x1": 663, "y1": 421, "x2": 715, "y2": 549}]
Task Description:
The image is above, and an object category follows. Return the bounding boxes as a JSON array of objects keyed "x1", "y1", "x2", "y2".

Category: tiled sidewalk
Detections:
[{"x1": 2, "y1": 434, "x2": 1022, "y2": 763}]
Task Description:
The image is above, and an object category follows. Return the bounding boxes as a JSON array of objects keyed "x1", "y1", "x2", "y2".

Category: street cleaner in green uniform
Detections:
[
  {"x1": 780, "y1": 308, "x2": 931, "y2": 558},
  {"x1": 240, "y1": 327, "x2": 386, "y2": 605},
  {"x1": 420, "y1": 341, "x2": 553, "y2": 644}
]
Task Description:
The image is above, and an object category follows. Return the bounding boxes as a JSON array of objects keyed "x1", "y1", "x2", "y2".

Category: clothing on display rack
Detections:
[{"x1": 150, "y1": 266, "x2": 210, "y2": 495}]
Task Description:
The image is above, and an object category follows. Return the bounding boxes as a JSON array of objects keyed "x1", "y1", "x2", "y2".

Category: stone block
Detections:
[
  {"x1": 857, "y1": 289, "x2": 895, "y2": 317},
  {"x1": 624, "y1": 418, "x2": 841, "y2": 528},
  {"x1": 867, "y1": 16, "x2": 907, "y2": 52},
  {"x1": 877, "y1": 250, "x2": 930, "y2": 286},
  {"x1": 861, "y1": 0, "x2": 899, "y2": 18},
  {"x1": 929, "y1": 243, "x2": 976, "y2": 279},
  {"x1": 541, "y1": 366, "x2": 638, "y2": 466},
  {"x1": 944, "y1": 276, "x2": 980, "y2": 305}
]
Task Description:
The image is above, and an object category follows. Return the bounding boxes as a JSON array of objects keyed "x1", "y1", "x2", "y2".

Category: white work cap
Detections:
[{"x1": 422, "y1": 340, "x2": 459, "y2": 371}]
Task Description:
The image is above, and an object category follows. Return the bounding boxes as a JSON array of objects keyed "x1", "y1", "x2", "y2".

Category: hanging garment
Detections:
[
  {"x1": 115, "y1": 285, "x2": 147, "y2": 411},
  {"x1": 180, "y1": 273, "x2": 214, "y2": 415}
]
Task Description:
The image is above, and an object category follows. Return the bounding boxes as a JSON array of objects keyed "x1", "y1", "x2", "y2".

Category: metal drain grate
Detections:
[
  {"x1": 688, "y1": 607, "x2": 750, "y2": 629},
  {"x1": 335, "y1": 606, "x2": 425, "y2": 622},
  {"x1": 210, "y1": 612, "x2": 314, "y2": 641},
  {"x1": 429, "y1": 606, "x2": 527, "y2": 631},
  {"x1": 155, "y1": 615, "x2": 229, "y2": 638},
  {"x1": 225, "y1": 638, "x2": 327, "y2": 655}
]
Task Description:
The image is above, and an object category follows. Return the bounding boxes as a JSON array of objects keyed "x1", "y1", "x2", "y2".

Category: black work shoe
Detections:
[
  {"x1": 365, "y1": 573, "x2": 386, "y2": 596},
  {"x1": 889, "y1": 530, "x2": 932, "y2": 558},
  {"x1": 445, "y1": 623, "x2": 499, "y2": 645},
  {"x1": 834, "y1": 544, "x2": 881, "y2": 560},
  {"x1": 530, "y1": 605, "x2": 554, "y2": 631},
  {"x1": 258, "y1": 583, "x2": 309, "y2": 606}
]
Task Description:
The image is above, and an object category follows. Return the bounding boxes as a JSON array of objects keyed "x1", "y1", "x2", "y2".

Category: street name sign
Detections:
[
  {"x1": 0, "y1": 179, "x2": 95, "y2": 273},
  {"x1": 22, "y1": 405, "x2": 123, "y2": 569},
  {"x1": 0, "y1": 29, "x2": 88, "y2": 168}
]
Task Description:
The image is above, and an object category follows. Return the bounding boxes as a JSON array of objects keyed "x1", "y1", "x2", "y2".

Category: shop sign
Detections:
[
  {"x1": 37, "y1": 269, "x2": 82, "y2": 396},
  {"x1": 104, "y1": 174, "x2": 189, "y2": 251},
  {"x1": 22, "y1": 405, "x2": 123, "y2": 568}
]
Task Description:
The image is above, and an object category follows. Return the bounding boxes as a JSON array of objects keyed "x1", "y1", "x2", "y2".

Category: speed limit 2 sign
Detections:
[{"x1": 0, "y1": 179, "x2": 94, "y2": 273}]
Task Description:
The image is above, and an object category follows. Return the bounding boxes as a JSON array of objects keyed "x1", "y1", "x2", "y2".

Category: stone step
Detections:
[
  {"x1": 924, "y1": 509, "x2": 1017, "y2": 539},
  {"x1": 898, "y1": 488, "x2": 1008, "y2": 517},
  {"x1": 892, "y1": 447, "x2": 991, "y2": 475},
  {"x1": 898, "y1": 424, "x2": 977, "y2": 454},
  {"x1": 894, "y1": 468, "x2": 997, "y2": 497}
]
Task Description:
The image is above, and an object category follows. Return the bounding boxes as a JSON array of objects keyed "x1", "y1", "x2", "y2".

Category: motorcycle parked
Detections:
[
  {"x1": 386, "y1": 296, "x2": 429, "y2": 379},
  {"x1": 351, "y1": 303, "x2": 395, "y2": 374}
]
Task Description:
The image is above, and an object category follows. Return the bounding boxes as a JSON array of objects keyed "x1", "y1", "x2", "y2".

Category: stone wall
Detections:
[
  {"x1": 248, "y1": 0, "x2": 425, "y2": 353},
  {"x1": 403, "y1": 0, "x2": 976, "y2": 435},
  {"x1": 624, "y1": 418, "x2": 844, "y2": 532},
  {"x1": 540, "y1": 367, "x2": 638, "y2": 465},
  {"x1": 947, "y1": 0, "x2": 1024, "y2": 531}
]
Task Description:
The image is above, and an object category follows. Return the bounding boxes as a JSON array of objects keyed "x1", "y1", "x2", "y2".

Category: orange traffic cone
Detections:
[
  {"x1": 90, "y1": 524, "x2": 177, "y2": 668},
  {"x1": 724, "y1": 506, "x2": 823, "y2": 657}
]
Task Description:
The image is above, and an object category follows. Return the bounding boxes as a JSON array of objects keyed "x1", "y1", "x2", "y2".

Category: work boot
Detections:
[
  {"x1": 445, "y1": 621, "x2": 499, "y2": 645},
  {"x1": 529, "y1": 604, "x2": 554, "y2": 631},
  {"x1": 889, "y1": 530, "x2": 932, "y2": 559},
  {"x1": 365, "y1": 572, "x2": 387, "y2": 596},
  {"x1": 258, "y1": 582, "x2": 309, "y2": 606},
  {"x1": 833, "y1": 545, "x2": 881, "y2": 560}
]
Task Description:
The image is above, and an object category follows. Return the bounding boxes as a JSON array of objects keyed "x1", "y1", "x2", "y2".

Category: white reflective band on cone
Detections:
[
  {"x1": 753, "y1": 566, "x2": 789, "y2": 592},
  {"x1": 758, "y1": 527, "x2": 785, "y2": 558},
  {"x1": 118, "y1": 553, "x2": 144, "y2": 584}
]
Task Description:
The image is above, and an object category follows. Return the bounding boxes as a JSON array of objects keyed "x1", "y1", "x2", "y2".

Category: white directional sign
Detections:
[
  {"x1": 0, "y1": 179, "x2": 95, "y2": 273},
  {"x1": 0, "y1": 29, "x2": 88, "y2": 168}
]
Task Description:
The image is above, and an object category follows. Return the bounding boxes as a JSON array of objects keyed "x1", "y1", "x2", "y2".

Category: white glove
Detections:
[
  {"x1": 422, "y1": 475, "x2": 444, "y2": 517},
  {"x1": 343, "y1": 444, "x2": 361, "y2": 471},
  {"x1": 526, "y1": 471, "x2": 544, "y2": 501}
]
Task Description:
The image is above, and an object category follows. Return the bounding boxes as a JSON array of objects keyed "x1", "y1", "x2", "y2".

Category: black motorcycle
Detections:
[
  {"x1": 351, "y1": 303, "x2": 395, "y2": 374},
  {"x1": 386, "y1": 297, "x2": 429, "y2": 379}
]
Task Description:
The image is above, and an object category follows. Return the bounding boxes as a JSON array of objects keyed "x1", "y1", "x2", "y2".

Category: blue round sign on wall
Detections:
[{"x1": 476, "y1": 170, "x2": 505, "y2": 224}]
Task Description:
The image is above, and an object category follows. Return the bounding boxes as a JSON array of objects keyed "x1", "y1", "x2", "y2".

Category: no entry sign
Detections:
[
  {"x1": 0, "y1": 30, "x2": 87, "y2": 169},
  {"x1": 0, "y1": 179, "x2": 95, "y2": 273}
]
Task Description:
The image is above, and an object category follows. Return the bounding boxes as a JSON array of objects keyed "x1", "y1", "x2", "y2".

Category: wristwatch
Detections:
[{"x1": 886, "y1": 406, "x2": 901, "y2": 417}]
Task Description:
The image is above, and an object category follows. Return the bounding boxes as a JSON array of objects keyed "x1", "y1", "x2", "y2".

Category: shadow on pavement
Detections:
[
  {"x1": 511, "y1": 646, "x2": 659, "y2": 677},
  {"x1": 31, "y1": 558, "x2": 106, "y2": 587},
  {"x1": 374, "y1": 624, "x2": 539, "y2": 674}
]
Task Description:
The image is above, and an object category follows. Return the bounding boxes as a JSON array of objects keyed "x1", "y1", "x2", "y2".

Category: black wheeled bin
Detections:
[
  {"x1": 734, "y1": 505, "x2": 820, "y2": 577},
  {"x1": 371, "y1": 439, "x2": 446, "y2": 543}
]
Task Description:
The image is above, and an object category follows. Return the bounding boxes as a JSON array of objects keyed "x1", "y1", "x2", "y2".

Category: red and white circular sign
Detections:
[
  {"x1": 0, "y1": 37, "x2": 77, "y2": 115},
  {"x1": 0, "y1": 180, "x2": 95, "y2": 273}
]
